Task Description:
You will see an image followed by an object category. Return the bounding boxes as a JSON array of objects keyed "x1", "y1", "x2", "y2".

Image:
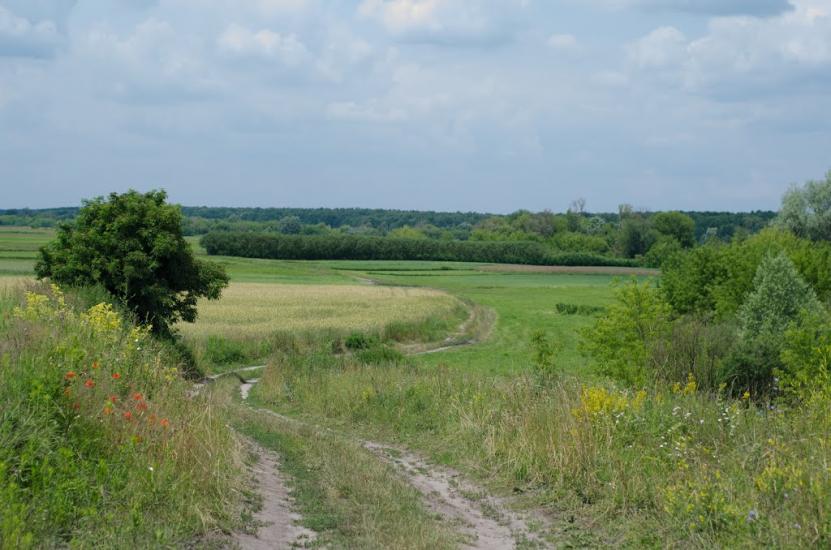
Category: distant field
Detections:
[
  {"x1": 0, "y1": 226, "x2": 53, "y2": 276},
  {"x1": 179, "y1": 282, "x2": 462, "y2": 341}
]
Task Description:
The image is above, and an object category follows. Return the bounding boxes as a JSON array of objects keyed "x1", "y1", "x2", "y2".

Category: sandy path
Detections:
[
  {"x1": 364, "y1": 441, "x2": 548, "y2": 549},
  {"x1": 233, "y1": 441, "x2": 316, "y2": 550}
]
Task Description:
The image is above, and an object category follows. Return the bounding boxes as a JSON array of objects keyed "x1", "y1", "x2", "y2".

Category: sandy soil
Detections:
[{"x1": 233, "y1": 441, "x2": 316, "y2": 550}]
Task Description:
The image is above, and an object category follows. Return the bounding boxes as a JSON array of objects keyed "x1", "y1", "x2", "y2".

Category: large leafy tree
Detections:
[
  {"x1": 35, "y1": 190, "x2": 229, "y2": 336},
  {"x1": 776, "y1": 170, "x2": 831, "y2": 241},
  {"x1": 652, "y1": 211, "x2": 696, "y2": 248}
]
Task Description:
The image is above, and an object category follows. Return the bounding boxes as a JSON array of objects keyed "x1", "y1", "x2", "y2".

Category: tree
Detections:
[
  {"x1": 35, "y1": 190, "x2": 229, "y2": 336},
  {"x1": 277, "y1": 215, "x2": 303, "y2": 234},
  {"x1": 652, "y1": 211, "x2": 696, "y2": 248},
  {"x1": 723, "y1": 252, "x2": 824, "y2": 394},
  {"x1": 776, "y1": 170, "x2": 831, "y2": 241},
  {"x1": 737, "y1": 252, "x2": 823, "y2": 340}
]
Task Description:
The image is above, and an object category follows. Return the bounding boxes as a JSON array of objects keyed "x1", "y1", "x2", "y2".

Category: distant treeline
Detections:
[
  {"x1": 201, "y1": 232, "x2": 639, "y2": 267},
  {"x1": 0, "y1": 206, "x2": 775, "y2": 241}
]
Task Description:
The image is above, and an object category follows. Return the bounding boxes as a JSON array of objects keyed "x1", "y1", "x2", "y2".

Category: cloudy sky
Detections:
[{"x1": 1, "y1": 0, "x2": 829, "y2": 212}]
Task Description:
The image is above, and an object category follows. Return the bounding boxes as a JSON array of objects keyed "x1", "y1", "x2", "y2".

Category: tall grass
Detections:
[
  {"x1": 0, "y1": 283, "x2": 243, "y2": 547},
  {"x1": 252, "y1": 348, "x2": 831, "y2": 547}
]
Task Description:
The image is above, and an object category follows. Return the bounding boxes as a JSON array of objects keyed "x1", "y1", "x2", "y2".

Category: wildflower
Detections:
[
  {"x1": 148, "y1": 466, "x2": 154, "y2": 472},
  {"x1": 132, "y1": 392, "x2": 143, "y2": 401},
  {"x1": 112, "y1": 373, "x2": 121, "y2": 380},
  {"x1": 92, "y1": 361, "x2": 100, "y2": 370},
  {"x1": 159, "y1": 418, "x2": 170, "y2": 429},
  {"x1": 746, "y1": 509, "x2": 759, "y2": 523},
  {"x1": 123, "y1": 411, "x2": 133, "y2": 421},
  {"x1": 65, "y1": 371, "x2": 77, "y2": 380},
  {"x1": 742, "y1": 391, "x2": 751, "y2": 400},
  {"x1": 136, "y1": 401, "x2": 148, "y2": 412},
  {"x1": 109, "y1": 395, "x2": 118, "y2": 403},
  {"x1": 103, "y1": 405, "x2": 113, "y2": 415},
  {"x1": 84, "y1": 379, "x2": 96, "y2": 389}
]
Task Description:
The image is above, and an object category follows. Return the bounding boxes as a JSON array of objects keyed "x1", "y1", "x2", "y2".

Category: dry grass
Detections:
[{"x1": 180, "y1": 282, "x2": 462, "y2": 340}]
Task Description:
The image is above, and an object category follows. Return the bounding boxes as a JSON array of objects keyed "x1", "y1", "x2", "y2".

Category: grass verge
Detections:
[
  {"x1": 0, "y1": 282, "x2": 244, "y2": 548},
  {"x1": 250, "y1": 345, "x2": 831, "y2": 548}
]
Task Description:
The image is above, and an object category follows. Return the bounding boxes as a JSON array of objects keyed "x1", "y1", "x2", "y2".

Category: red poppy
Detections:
[
  {"x1": 84, "y1": 379, "x2": 95, "y2": 388},
  {"x1": 65, "y1": 371, "x2": 77, "y2": 380},
  {"x1": 159, "y1": 418, "x2": 170, "y2": 429},
  {"x1": 123, "y1": 411, "x2": 133, "y2": 421},
  {"x1": 112, "y1": 373, "x2": 121, "y2": 380},
  {"x1": 132, "y1": 392, "x2": 143, "y2": 401},
  {"x1": 109, "y1": 395, "x2": 118, "y2": 403},
  {"x1": 136, "y1": 401, "x2": 148, "y2": 411}
]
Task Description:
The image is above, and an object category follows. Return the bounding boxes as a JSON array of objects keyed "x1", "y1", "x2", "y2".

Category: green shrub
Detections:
[
  {"x1": 344, "y1": 332, "x2": 377, "y2": 350},
  {"x1": 204, "y1": 335, "x2": 248, "y2": 365},
  {"x1": 580, "y1": 280, "x2": 672, "y2": 385},
  {"x1": 779, "y1": 311, "x2": 831, "y2": 399},
  {"x1": 722, "y1": 253, "x2": 824, "y2": 395},
  {"x1": 555, "y1": 302, "x2": 606, "y2": 316},
  {"x1": 530, "y1": 330, "x2": 561, "y2": 381}
]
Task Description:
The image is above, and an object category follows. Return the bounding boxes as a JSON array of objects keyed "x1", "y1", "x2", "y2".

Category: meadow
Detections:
[{"x1": 5, "y1": 225, "x2": 830, "y2": 548}]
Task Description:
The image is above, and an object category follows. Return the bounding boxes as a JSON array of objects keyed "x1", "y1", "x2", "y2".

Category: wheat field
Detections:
[{"x1": 179, "y1": 282, "x2": 461, "y2": 340}]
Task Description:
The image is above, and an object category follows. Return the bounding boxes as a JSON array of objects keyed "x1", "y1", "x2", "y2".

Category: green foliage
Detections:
[
  {"x1": 720, "y1": 253, "x2": 824, "y2": 395},
  {"x1": 775, "y1": 170, "x2": 831, "y2": 241},
  {"x1": 779, "y1": 311, "x2": 831, "y2": 399},
  {"x1": 35, "y1": 190, "x2": 229, "y2": 336},
  {"x1": 0, "y1": 284, "x2": 240, "y2": 546},
  {"x1": 530, "y1": 330, "x2": 561, "y2": 380},
  {"x1": 649, "y1": 315, "x2": 737, "y2": 391},
  {"x1": 642, "y1": 236, "x2": 683, "y2": 268},
  {"x1": 344, "y1": 332, "x2": 377, "y2": 350},
  {"x1": 580, "y1": 280, "x2": 672, "y2": 385},
  {"x1": 737, "y1": 252, "x2": 823, "y2": 340},
  {"x1": 554, "y1": 302, "x2": 606, "y2": 316},
  {"x1": 661, "y1": 228, "x2": 831, "y2": 316},
  {"x1": 201, "y1": 231, "x2": 640, "y2": 267},
  {"x1": 652, "y1": 211, "x2": 696, "y2": 248}
]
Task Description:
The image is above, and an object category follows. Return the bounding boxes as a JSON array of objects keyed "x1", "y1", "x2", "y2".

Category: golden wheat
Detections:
[{"x1": 179, "y1": 282, "x2": 460, "y2": 339}]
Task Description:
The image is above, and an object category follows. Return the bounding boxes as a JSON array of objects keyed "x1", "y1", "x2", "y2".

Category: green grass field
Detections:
[{"x1": 3, "y1": 228, "x2": 628, "y2": 376}]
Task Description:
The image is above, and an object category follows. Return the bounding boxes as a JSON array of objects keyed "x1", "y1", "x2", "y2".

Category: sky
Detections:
[{"x1": 1, "y1": 0, "x2": 830, "y2": 213}]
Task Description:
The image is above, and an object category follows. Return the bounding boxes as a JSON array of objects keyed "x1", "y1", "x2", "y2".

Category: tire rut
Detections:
[{"x1": 240, "y1": 381, "x2": 550, "y2": 549}]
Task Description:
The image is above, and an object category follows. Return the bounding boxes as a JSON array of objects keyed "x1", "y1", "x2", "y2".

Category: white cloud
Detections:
[
  {"x1": 627, "y1": 26, "x2": 686, "y2": 68},
  {"x1": 586, "y1": 0, "x2": 791, "y2": 16},
  {"x1": 547, "y1": 33, "x2": 578, "y2": 51},
  {"x1": 218, "y1": 24, "x2": 308, "y2": 66},
  {"x1": 357, "y1": 0, "x2": 524, "y2": 45},
  {"x1": 628, "y1": 1, "x2": 831, "y2": 96},
  {"x1": 0, "y1": 5, "x2": 60, "y2": 57}
]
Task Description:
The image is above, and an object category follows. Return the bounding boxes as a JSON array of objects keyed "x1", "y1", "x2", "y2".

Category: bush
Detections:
[
  {"x1": 580, "y1": 280, "x2": 672, "y2": 385},
  {"x1": 530, "y1": 330, "x2": 561, "y2": 381},
  {"x1": 344, "y1": 332, "x2": 377, "y2": 350},
  {"x1": 555, "y1": 302, "x2": 606, "y2": 316},
  {"x1": 721, "y1": 253, "x2": 824, "y2": 395}
]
